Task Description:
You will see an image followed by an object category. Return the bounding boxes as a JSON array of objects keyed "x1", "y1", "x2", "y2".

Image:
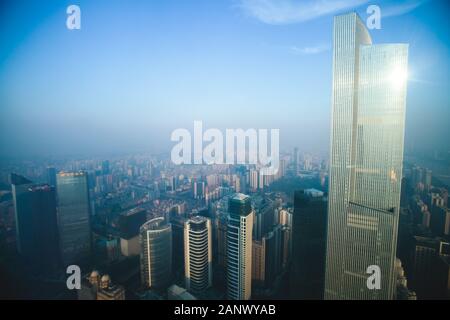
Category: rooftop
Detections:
[{"x1": 231, "y1": 193, "x2": 249, "y2": 202}]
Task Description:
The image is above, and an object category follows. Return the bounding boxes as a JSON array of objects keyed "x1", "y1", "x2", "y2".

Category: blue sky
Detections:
[{"x1": 0, "y1": 0, "x2": 449, "y2": 157}]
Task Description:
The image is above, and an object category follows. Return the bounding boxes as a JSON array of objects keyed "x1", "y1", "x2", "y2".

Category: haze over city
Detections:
[
  {"x1": 0, "y1": 0, "x2": 449, "y2": 158},
  {"x1": 0, "y1": 0, "x2": 450, "y2": 308}
]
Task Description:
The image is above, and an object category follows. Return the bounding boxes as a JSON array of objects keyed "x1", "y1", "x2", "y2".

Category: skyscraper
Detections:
[
  {"x1": 11, "y1": 174, "x2": 60, "y2": 274},
  {"x1": 325, "y1": 12, "x2": 408, "y2": 299},
  {"x1": 171, "y1": 215, "x2": 187, "y2": 277},
  {"x1": 118, "y1": 208, "x2": 146, "y2": 257},
  {"x1": 57, "y1": 171, "x2": 92, "y2": 266},
  {"x1": 184, "y1": 216, "x2": 212, "y2": 295},
  {"x1": 140, "y1": 217, "x2": 172, "y2": 290},
  {"x1": 291, "y1": 189, "x2": 327, "y2": 299},
  {"x1": 252, "y1": 224, "x2": 283, "y2": 293},
  {"x1": 226, "y1": 193, "x2": 254, "y2": 300}
]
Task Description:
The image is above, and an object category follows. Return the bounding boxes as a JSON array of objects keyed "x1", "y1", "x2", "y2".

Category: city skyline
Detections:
[
  {"x1": 0, "y1": 0, "x2": 449, "y2": 158},
  {"x1": 0, "y1": 1, "x2": 449, "y2": 304}
]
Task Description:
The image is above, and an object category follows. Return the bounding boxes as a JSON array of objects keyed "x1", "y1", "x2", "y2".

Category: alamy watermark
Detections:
[
  {"x1": 366, "y1": 5, "x2": 381, "y2": 30},
  {"x1": 366, "y1": 265, "x2": 381, "y2": 290},
  {"x1": 66, "y1": 5, "x2": 81, "y2": 30},
  {"x1": 66, "y1": 265, "x2": 81, "y2": 290},
  {"x1": 170, "y1": 121, "x2": 279, "y2": 176}
]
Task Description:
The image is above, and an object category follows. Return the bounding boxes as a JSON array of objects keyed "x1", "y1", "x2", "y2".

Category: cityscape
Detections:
[{"x1": 0, "y1": 0, "x2": 449, "y2": 304}]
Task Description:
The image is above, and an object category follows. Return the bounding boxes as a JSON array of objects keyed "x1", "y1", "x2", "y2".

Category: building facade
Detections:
[
  {"x1": 184, "y1": 216, "x2": 212, "y2": 295},
  {"x1": 11, "y1": 174, "x2": 60, "y2": 274},
  {"x1": 325, "y1": 12, "x2": 409, "y2": 299},
  {"x1": 56, "y1": 171, "x2": 92, "y2": 267},
  {"x1": 226, "y1": 193, "x2": 254, "y2": 300},
  {"x1": 140, "y1": 217, "x2": 172, "y2": 290},
  {"x1": 292, "y1": 189, "x2": 327, "y2": 299}
]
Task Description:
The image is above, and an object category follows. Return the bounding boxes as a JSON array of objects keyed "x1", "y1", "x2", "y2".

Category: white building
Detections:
[{"x1": 184, "y1": 216, "x2": 212, "y2": 295}]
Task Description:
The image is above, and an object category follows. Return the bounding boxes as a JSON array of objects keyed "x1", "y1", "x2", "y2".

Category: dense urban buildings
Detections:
[
  {"x1": 0, "y1": 5, "x2": 448, "y2": 303},
  {"x1": 324, "y1": 12, "x2": 409, "y2": 300}
]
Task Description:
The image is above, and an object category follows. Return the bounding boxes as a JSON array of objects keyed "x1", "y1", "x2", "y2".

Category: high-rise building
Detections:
[
  {"x1": 262, "y1": 225, "x2": 282, "y2": 288},
  {"x1": 184, "y1": 216, "x2": 212, "y2": 295},
  {"x1": 140, "y1": 217, "x2": 172, "y2": 290},
  {"x1": 293, "y1": 147, "x2": 299, "y2": 175},
  {"x1": 252, "y1": 195, "x2": 275, "y2": 241},
  {"x1": 193, "y1": 180, "x2": 206, "y2": 200},
  {"x1": 11, "y1": 174, "x2": 60, "y2": 274},
  {"x1": 171, "y1": 215, "x2": 187, "y2": 277},
  {"x1": 56, "y1": 171, "x2": 92, "y2": 266},
  {"x1": 252, "y1": 225, "x2": 283, "y2": 292},
  {"x1": 250, "y1": 170, "x2": 259, "y2": 192},
  {"x1": 252, "y1": 240, "x2": 265, "y2": 288},
  {"x1": 324, "y1": 12, "x2": 408, "y2": 300},
  {"x1": 226, "y1": 193, "x2": 254, "y2": 300},
  {"x1": 278, "y1": 206, "x2": 293, "y2": 270},
  {"x1": 430, "y1": 206, "x2": 450, "y2": 237},
  {"x1": 118, "y1": 208, "x2": 147, "y2": 239},
  {"x1": 215, "y1": 211, "x2": 228, "y2": 268},
  {"x1": 118, "y1": 208, "x2": 146, "y2": 257},
  {"x1": 411, "y1": 237, "x2": 450, "y2": 299},
  {"x1": 291, "y1": 189, "x2": 327, "y2": 299}
]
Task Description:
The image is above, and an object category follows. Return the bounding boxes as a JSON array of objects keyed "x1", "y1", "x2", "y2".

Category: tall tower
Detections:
[
  {"x1": 325, "y1": 12, "x2": 408, "y2": 299},
  {"x1": 291, "y1": 189, "x2": 327, "y2": 299},
  {"x1": 11, "y1": 174, "x2": 60, "y2": 274},
  {"x1": 140, "y1": 217, "x2": 172, "y2": 290},
  {"x1": 184, "y1": 216, "x2": 212, "y2": 295},
  {"x1": 57, "y1": 171, "x2": 92, "y2": 266},
  {"x1": 226, "y1": 193, "x2": 254, "y2": 300}
]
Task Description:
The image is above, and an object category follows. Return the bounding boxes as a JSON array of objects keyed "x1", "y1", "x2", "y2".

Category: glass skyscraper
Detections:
[
  {"x1": 292, "y1": 189, "x2": 327, "y2": 299},
  {"x1": 140, "y1": 217, "x2": 172, "y2": 290},
  {"x1": 57, "y1": 171, "x2": 92, "y2": 266},
  {"x1": 11, "y1": 173, "x2": 60, "y2": 274},
  {"x1": 324, "y1": 12, "x2": 408, "y2": 299},
  {"x1": 226, "y1": 193, "x2": 254, "y2": 300}
]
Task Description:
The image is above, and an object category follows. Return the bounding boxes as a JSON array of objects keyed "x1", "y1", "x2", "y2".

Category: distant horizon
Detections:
[{"x1": 1, "y1": 0, "x2": 449, "y2": 158}]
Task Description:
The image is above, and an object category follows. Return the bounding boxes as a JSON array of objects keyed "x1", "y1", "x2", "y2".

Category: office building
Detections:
[
  {"x1": 291, "y1": 189, "x2": 327, "y2": 299},
  {"x1": 57, "y1": 171, "x2": 92, "y2": 266},
  {"x1": 171, "y1": 215, "x2": 187, "y2": 277},
  {"x1": 324, "y1": 12, "x2": 409, "y2": 299},
  {"x1": 118, "y1": 208, "x2": 146, "y2": 257},
  {"x1": 11, "y1": 173, "x2": 60, "y2": 274},
  {"x1": 184, "y1": 216, "x2": 212, "y2": 295},
  {"x1": 226, "y1": 193, "x2": 254, "y2": 300},
  {"x1": 252, "y1": 225, "x2": 283, "y2": 292},
  {"x1": 411, "y1": 237, "x2": 450, "y2": 299},
  {"x1": 140, "y1": 217, "x2": 172, "y2": 290}
]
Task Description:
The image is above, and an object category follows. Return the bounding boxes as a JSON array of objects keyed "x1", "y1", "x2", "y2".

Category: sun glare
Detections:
[{"x1": 389, "y1": 67, "x2": 408, "y2": 89}]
